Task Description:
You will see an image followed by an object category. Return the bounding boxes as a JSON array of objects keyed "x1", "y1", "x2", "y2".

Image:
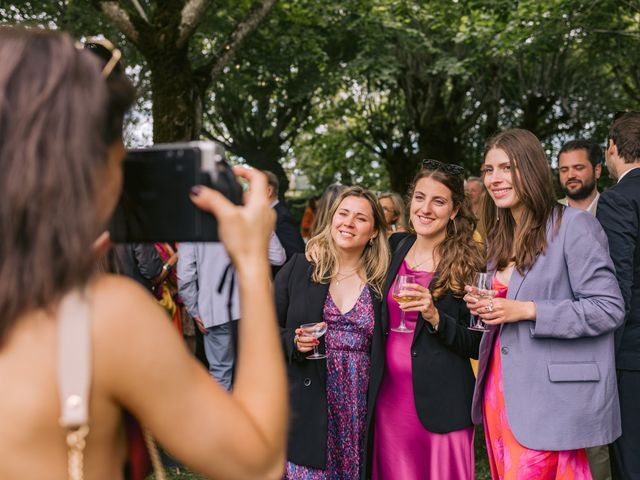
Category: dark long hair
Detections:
[
  {"x1": 409, "y1": 165, "x2": 484, "y2": 299},
  {"x1": 481, "y1": 129, "x2": 563, "y2": 273},
  {"x1": 0, "y1": 27, "x2": 134, "y2": 343}
]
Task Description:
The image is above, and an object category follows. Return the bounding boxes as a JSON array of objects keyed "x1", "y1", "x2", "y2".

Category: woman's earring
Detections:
[{"x1": 369, "y1": 237, "x2": 374, "y2": 246}]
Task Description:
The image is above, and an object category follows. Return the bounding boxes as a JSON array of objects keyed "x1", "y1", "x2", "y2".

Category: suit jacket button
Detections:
[
  {"x1": 411, "y1": 350, "x2": 417, "y2": 357},
  {"x1": 501, "y1": 346, "x2": 509, "y2": 355},
  {"x1": 304, "y1": 378, "x2": 311, "y2": 387}
]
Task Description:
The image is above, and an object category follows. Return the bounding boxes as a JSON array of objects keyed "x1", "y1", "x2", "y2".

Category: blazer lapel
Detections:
[
  {"x1": 507, "y1": 268, "x2": 528, "y2": 300},
  {"x1": 382, "y1": 235, "x2": 416, "y2": 333}
]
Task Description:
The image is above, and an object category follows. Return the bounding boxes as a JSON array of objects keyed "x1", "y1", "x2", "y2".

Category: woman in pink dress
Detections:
[
  {"x1": 364, "y1": 160, "x2": 484, "y2": 480},
  {"x1": 465, "y1": 129, "x2": 624, "y2": 480}
]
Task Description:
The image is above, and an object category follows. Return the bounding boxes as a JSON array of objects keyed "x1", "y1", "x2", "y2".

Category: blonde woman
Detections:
[
  {"x1": 276, "y1": 186, "x2": 390, "y2": 479},
  {"x1": 378, "y1": 192, "x2": 408, "y2": 234}
]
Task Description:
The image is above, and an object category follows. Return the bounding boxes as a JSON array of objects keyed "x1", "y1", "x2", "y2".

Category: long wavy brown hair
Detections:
[
  {"x1": 306, "y1": 186, "x2": 390, "y2": 299},
  {"x1": 480, "y1": 129, "x2": 563, "y2": 273},
  {"x1": 0, "y1": 27, "x2": 134, "y2": 344},
  {"x1": 409, "y1": 166, "x2": 484, "y2": 299}
]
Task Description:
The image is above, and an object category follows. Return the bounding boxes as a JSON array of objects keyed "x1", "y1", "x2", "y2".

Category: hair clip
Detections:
[{"x1": 421, "y1": 159, "x2": 466, "y2": 177}]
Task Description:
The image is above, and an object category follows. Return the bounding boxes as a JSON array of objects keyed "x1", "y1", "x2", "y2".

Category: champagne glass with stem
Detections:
[
  {"x1": 391, "y1": 274, "x2": 417, "y2": 333},
  {"x1": 300, "y1": 322, "x2": 328, "y2": 359},
  {"x1": 467, "y1": 272, "x2": 497, "y2": 332}
]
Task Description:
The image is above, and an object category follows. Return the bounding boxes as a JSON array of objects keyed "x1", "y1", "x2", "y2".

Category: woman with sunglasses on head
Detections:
[
  {"x1": 277, "y1": 186, "x2": 389, "y2": 479},
  {"x1": 0, "y1": 27, "x2": 286, "y2": 480},
  {"x1": 365, "y1": 160, "x2": 484, "y2": 480},
  {"x1": 465, "y1": 129, "x2": 624, "y2": 480}
]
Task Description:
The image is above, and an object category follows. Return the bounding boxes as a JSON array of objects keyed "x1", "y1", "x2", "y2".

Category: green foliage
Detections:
[
  {"x1": 202, "y1": 0, "x2": 371, "y2": 193},
  {"x1": 290, "y1": 0, "x2": 640, "y2": 191},
  {"x1": 3, "y1": 0, "x2": 640, "y2": 192}
]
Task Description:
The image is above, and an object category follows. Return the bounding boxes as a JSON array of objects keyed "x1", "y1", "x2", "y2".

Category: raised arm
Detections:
[{"x1": 103, "y1": 167, "x2": 287, "y2": 479}]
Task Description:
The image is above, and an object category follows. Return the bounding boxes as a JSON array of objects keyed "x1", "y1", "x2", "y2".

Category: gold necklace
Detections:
[
  {"x1": 334, "y1": 267, "x2": 359, "y2": 286},
  {"x1": 410, "y1": 251, "x2": 432, "y2": 271}
]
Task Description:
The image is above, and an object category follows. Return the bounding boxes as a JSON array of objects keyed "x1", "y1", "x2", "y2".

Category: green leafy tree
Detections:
[{"x1": 202, "y1": 0, "x2": 370, "y2": 196}]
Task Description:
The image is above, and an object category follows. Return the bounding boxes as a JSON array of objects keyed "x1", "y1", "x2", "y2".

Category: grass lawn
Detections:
[{"x1": 150, "y1": 424, "x2": 492, "y2": 479}]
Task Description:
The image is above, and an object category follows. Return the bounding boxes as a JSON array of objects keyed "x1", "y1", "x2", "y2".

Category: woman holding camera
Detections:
[
  {"x1": 277, "y1": 186, "x2": 389, "y2": 479},
  {"x1": 0, "y1": 27, "x2": 286, "y2": 480}
]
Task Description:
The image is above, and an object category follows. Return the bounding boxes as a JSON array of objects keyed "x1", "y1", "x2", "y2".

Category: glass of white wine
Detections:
[
  {"x1": 300, "y1": 322, "x2": 328, "y2": 359},
  {"x1": 391, "y1": 274, "x2": 416, "y2": 333}
]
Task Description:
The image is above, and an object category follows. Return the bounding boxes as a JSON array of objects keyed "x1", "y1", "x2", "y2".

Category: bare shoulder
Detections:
[
  {"x1": 90, "y1": 274, "x2": 164, "y2": 328},
  {"x1": 88, "y1": 274, "x2": 177, "y2": 368},
  {"x1": 91, "y1": 273, "x2": 154, "y2": 305},
  {"x1": 88, "y1": 273, "x2": 204, "y2": 407}
]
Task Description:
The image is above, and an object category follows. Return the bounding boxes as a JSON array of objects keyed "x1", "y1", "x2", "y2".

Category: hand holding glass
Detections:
[
  {"x1": 299, "y1": 322, "x2": 328, "y2": 359},
  {"x1": 467, "y1": 272, "x2": 497, "y2": 332},
  {"x1": 391, "y1": 274, "x2": 417, "y2": 333}
]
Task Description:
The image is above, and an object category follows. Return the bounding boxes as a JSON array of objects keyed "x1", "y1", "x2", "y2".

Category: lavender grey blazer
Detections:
[{"x1": 472, "y1": 206, "x2": 625, "y2": 450}]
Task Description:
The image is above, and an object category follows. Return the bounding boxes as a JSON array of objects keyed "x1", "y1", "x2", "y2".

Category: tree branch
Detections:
[
  {"x1": 208, "y1": 0, "x2": 277, "y2": 80},
  {"x1": 98, "y1": 1, "x2": 140, "y2": 43},
  {"x1": 177, "y1": 0, "x2": 212, "y2": 49},
  {"x1": 204, "y1": 109, "x2": 235, "y2": 145},
  {"x1": 130, "y1": 0, "x2": 149, "y2": 23}
]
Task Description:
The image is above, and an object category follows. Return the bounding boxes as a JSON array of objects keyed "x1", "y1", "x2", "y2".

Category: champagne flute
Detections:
[
  {"x1": 391, "y1": 274, "x2": 417, "y2": 333},
  {"x1": 467, "y1": 272, "x2": 497, "y2": 332},
  {"x1": 300, "y1": 322, "x2": 328, "y2": 359}
]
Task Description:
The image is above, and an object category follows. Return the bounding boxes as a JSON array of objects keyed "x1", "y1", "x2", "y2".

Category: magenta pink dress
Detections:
[{"x1": 372, "y1": 261, "x2": 475, "y2": 480}]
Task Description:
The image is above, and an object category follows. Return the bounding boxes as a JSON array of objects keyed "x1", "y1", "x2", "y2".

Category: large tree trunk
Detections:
[
  {"x1": 96, "y1": 0, "x2": 276, "y2": 144},
  {"x1": 384, "y1": 148, "x2": 419, "y2": 195},
  {"x1": 148, "y1": 53, "x2": 202, "y2": 142}
]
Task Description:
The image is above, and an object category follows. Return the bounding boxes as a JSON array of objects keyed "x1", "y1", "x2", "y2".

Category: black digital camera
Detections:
[{"x1": 108, "y1": 141, "x2": 243, "y2": 243}]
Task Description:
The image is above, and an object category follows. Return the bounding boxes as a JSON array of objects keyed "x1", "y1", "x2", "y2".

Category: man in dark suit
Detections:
[
  {"x1": 265, "y1": 171, "x2": 305, "y2": 276},
  {"x1": 596, "y1": 112, "x2": 640, "y2": 480}
]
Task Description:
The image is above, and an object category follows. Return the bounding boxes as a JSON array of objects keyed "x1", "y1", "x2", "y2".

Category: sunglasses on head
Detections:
[
  {"x1": 422, "y1": 159, "x2": 466, "y2": 177},
  {"x1": 76, "y1": 37, "x2": 122, "y2": 79}
]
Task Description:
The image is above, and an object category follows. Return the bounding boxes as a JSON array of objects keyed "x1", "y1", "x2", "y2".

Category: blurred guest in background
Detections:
[
  {"x1": 378, "y1": 192, "x2": 408, "y2": 235},
  {"x1": 265, "y1": 171, "x2": 305, "y2": 276}
]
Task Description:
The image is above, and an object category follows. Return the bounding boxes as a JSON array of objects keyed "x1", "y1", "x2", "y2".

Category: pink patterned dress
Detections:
[
  {"x1": 285, "y1": 286, "x2": 374, "y2": 480},
  {"x1": 482, "y1": 277, "x2": 592, "y2": 480}
]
